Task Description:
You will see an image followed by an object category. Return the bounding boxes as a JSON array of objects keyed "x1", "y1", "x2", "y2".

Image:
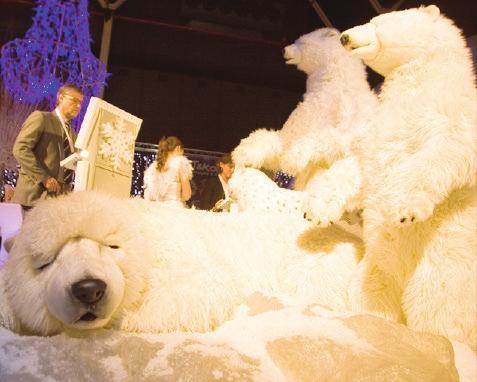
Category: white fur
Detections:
[
  {"x1": 0, "y1": 191, "x2": 362, "y2": 335},
  {"x1": 229, "y1": 167, "x2": 305, "y2": 217},
  {"x1": 231, "y1": 28, "x2": 377, "y2": 226},
  {"x1": 229, "y1": 159, "x2": 363, "y2": 229},
  {"x1": 231, "y1": 128, "x2": 282, "y2": 171},
  {"x1": 304, "y1": 156, "x2": 362, "y2": 225},
  {"x1": 232, "y1": 27, "x2": 376, "y2": 182},
  {"x1": 341, "y1": 5, "x2": 477, "y2": 350}
]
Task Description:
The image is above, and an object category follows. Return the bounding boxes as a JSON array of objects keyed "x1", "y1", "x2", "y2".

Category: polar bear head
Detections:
[
  {"x1": 0, "y1": 192, "x2": 152, "y2": 336},
  {"x1": 283, "y1": 27, "x2": 360, "y2": 75},
  {"x1": 340, "y1": 5, "x2": 467, "y2": 76}
]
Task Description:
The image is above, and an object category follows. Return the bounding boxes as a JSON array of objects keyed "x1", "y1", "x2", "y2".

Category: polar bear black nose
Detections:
[
  {"x1": 340, "y1": 34, "x2": 350, "y2": 46},
  {"x1": 72, "y1": 278, "x2": 106, "y2": 304}
]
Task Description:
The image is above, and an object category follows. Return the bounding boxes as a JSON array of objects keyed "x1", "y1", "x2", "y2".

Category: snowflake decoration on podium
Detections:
[
  {"x1": 0, "y1": 0, "x2": 108, "y2": 128},
  {"x1": 99, "y1": 118, "x2": 135, "y2": 171}
]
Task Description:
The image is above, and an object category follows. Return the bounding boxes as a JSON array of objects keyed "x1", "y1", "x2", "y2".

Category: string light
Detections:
[
  {"x1": 3, "y1": 148, "x2": 295, "y2": 200},
  {"x1": 274, "y1": 171, "x2": 294, "y2": 189},
  {"x1": 130, "y1": 151, "x2": 155, "y2": 197}
]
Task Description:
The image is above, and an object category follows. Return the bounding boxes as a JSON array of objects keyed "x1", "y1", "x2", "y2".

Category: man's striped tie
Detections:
[{"x1": 63, "y1": 121, "x2": 74, "y2": 187}]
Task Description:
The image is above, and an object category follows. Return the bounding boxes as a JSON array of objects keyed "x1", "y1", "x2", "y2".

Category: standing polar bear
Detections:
[
  {"x1": 340, "y1": 5, "x2": 477, "y2": 350},
  {"x1": 0, "y1": 191, "x2": 362, "y2": 336},
  {"x1": 232, "y1": 27, "x2": 377, "y2": 197}
]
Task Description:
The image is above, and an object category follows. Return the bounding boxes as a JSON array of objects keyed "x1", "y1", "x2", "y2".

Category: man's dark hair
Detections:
[{"x1": 216, "y1": 153, "x2": 233, "y2": 173}]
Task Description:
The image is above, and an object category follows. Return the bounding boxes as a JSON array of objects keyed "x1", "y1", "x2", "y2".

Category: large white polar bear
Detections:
[
  {"x1": 340, "y1": 5, "x2": 477, "y2": 350},
  {"x1": 232, "y1": 28, "x2": 377, "y2": 193},
  {"x1": 0, "y1": 191, "x2": 362, "y2": 336}
]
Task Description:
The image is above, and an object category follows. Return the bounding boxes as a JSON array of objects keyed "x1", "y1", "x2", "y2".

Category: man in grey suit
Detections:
[{"x1": 12, "y1": 84, "x2": 84, "y2": 209}]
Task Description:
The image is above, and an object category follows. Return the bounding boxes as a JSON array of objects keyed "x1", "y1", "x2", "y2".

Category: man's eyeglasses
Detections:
[{"x1": 63, "y1": 94, "x2": 83, "y2": 105}]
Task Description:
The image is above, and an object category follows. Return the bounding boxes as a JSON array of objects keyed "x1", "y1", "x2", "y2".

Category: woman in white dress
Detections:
[{"x1": 143, "y1": 136, "x2": 193, "y2": 208}]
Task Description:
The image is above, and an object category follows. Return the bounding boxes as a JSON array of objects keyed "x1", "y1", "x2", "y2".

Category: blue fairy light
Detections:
[{"x1": 0, "y1": 0, "x2": 108, "y2": 130}]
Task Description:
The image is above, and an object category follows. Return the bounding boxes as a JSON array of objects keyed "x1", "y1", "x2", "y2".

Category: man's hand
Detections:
[
  {"x1": 42, "y1": 176, "x2": 61, "y2": 194},
  {"x1": 211, "y1": 199, "x2": 224, "y2": 212}
]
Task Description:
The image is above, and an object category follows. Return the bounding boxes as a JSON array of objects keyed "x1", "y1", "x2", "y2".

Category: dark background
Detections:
[{"x1": 1, "y1": 0, "x2": 476, "y2": 152}]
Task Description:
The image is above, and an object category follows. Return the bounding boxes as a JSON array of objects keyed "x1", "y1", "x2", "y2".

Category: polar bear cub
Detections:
[
  {"x1": 231, "y1": 28, "x2": 376, "y2": 224},
  {"x1": 232, "y1": 27, "x2": 377, "y2": 190},
  {"x1": 0, "y1": 191, "x2": 363, "y2": 336}
]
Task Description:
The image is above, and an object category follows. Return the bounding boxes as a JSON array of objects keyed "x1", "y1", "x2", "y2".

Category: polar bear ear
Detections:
[
  {"x1": 421, "y1": 5, "x2": 440, "y2": 19},
  {"x1": 327, "y1": 29, "x2": 339, "y2": 37}
]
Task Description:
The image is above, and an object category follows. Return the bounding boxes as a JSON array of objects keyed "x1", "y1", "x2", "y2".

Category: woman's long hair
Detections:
[{"x1": 155, "y1": 136, "x2": 183, "y2": 171}]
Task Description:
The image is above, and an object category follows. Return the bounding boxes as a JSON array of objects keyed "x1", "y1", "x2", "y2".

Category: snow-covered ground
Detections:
[{"x1": 1, "y1": 294, "x2": 475, "y2": 381}]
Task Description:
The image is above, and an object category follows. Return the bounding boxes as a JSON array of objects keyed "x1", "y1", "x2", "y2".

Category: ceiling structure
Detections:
[
  {"x1": 2, "y1": 0, "x2": 475, "y2": 91},
  {"x1": 88, "y1": 0, "x2": 477, "y2": 89},
  {"x1": 0, "y1": 0, "x2": 476, "y2": 150}
]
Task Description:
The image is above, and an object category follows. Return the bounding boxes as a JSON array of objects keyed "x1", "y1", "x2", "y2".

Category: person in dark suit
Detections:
[
  {"x1": 198, "y1": 153, "x2": 235, "y2": 211},
  {"x1": 12, "y1": 83, "x2": 84, "y2": 209}
]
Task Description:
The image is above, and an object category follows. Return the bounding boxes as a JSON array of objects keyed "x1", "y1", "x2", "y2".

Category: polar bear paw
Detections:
[
  {"x1": 280, "y1": 141, "x2": 313, "y2": 175},
  {"x1": 392, "y1": 202, "x2": 435, "y2": 226},
  {"x1": 304, "y1": 194, "x2": 344, "y2": 227},
  {"x1": 378, "y1": 193, "x2": 435, "y2": 226},
  {"x1": 232, "y1": 129, "x2": 281, "y2": 169}
]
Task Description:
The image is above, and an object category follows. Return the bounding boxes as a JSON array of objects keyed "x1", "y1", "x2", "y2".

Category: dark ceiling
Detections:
[
  {"x1": 2, "y1": 0, "x2": 476, "y2": 91},
  {"x1": 91, "y1": 0, "x2": 477, "y2": 90},
  {"x1": 0, "y1": 0, "x2": 476, "y2": 151}
]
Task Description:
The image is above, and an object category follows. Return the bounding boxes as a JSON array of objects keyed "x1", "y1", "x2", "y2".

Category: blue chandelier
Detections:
[{"x1": 0, "y1": 0, "x2": 108, "y2": 126}]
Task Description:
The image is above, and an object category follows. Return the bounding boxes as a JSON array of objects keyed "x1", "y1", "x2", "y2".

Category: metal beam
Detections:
[
  {"x1": 368, "y1": 0, "x2": 404, "y2": 14},
  {"x1": 97, "y1": 0, "x2": 127, "y2": 98},
  {"x1": 307, "y1": 0, "x2": 333, "y2": 28},
  {"x1": 97, "y1": 0, "x2": 127, "y2": 11}
]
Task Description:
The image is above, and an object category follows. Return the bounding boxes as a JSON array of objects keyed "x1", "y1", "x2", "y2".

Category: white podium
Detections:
[{"x1": 73, "y1": 97, "x2": 142, "y2": 198}]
